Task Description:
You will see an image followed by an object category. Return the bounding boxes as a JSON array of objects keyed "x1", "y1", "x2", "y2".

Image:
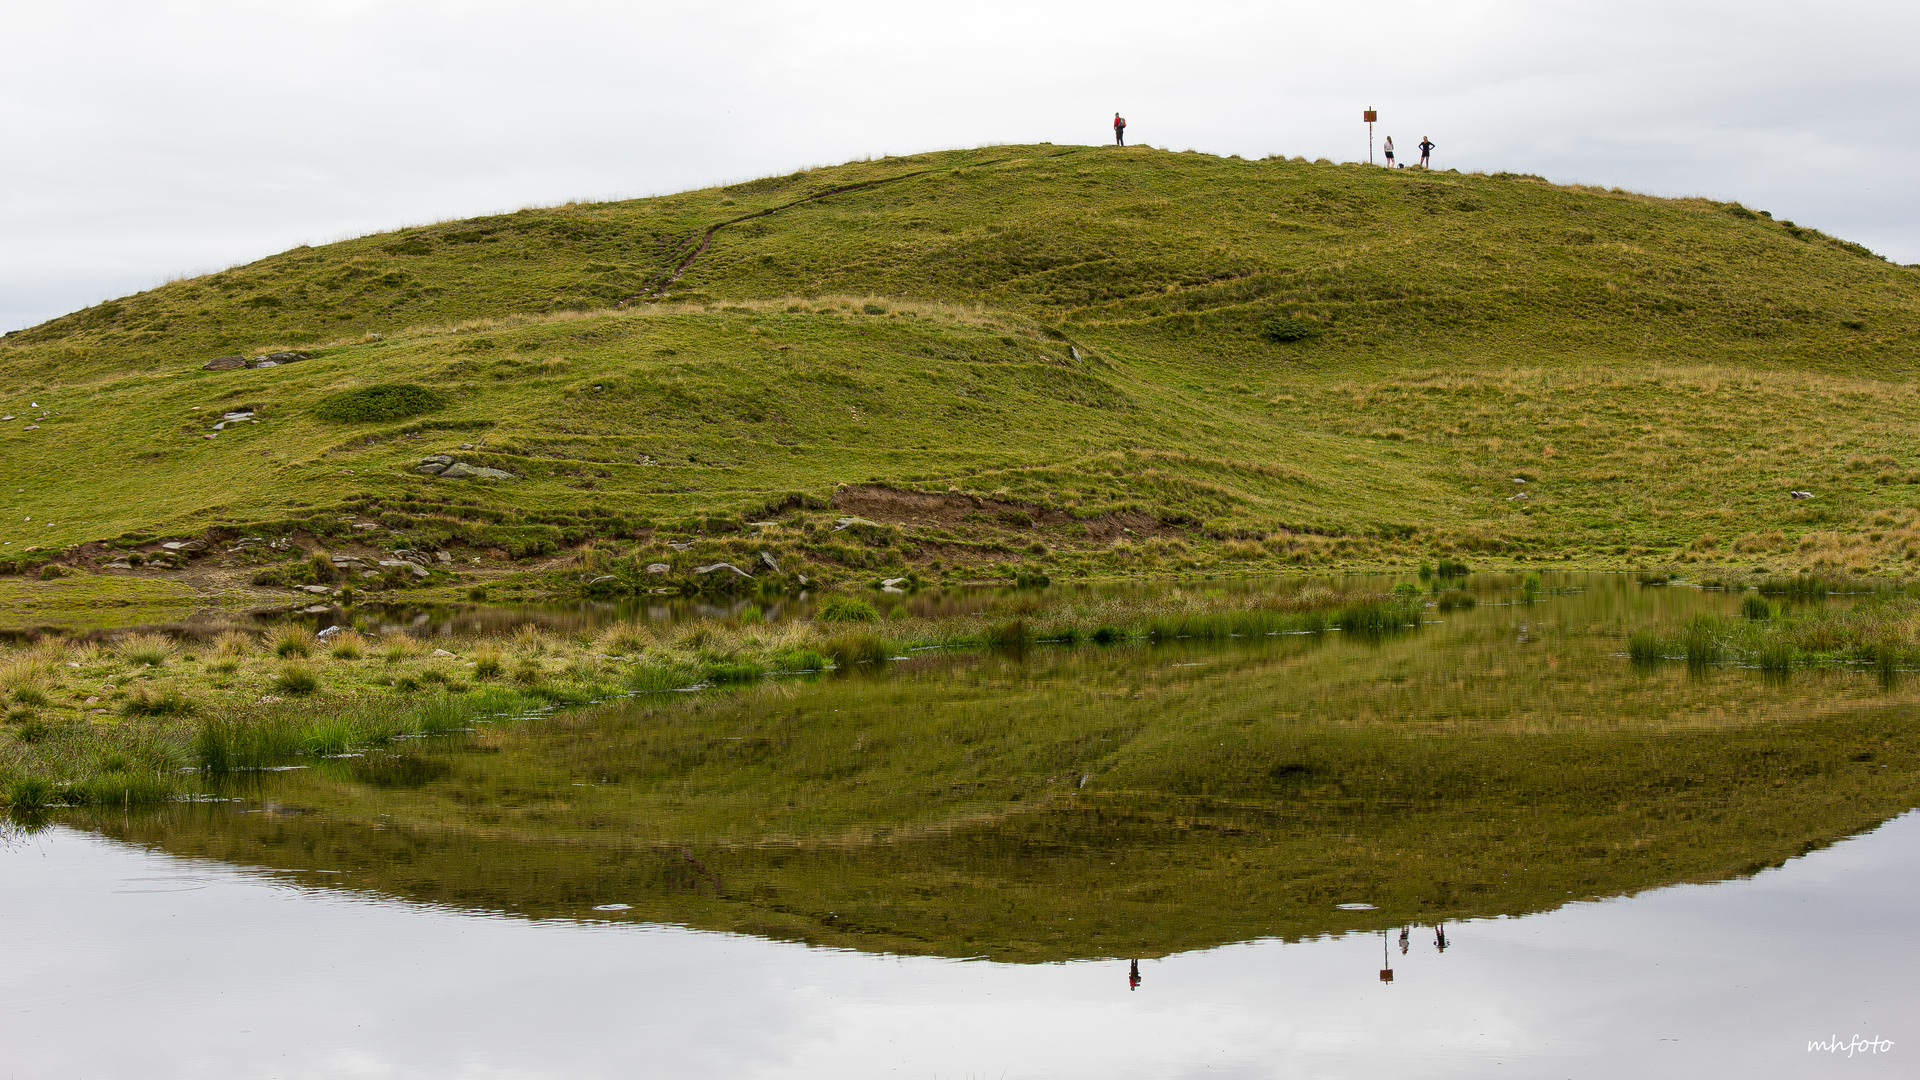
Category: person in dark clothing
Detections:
[
  {"x1": 1114, "y1": 113, "x2": 1127, "y2": 146},
  {"x1": 1419, "y1": 136, "x2": 1435, "y2": 168},
  {"x1": 1128, "y1": 959, "x2": 1141, "y2": 990}
]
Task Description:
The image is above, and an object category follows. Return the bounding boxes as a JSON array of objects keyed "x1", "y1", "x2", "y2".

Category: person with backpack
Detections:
[
  {"x1": 1113, "y1": 113, "x2": 1126, "y2": 146},
  {"x1": 1419, "y1": 136, "x2": 1435, "y2": 168},
  {"x1": 1383, "y1": 136, "x2": 1395, "y2": 167}
]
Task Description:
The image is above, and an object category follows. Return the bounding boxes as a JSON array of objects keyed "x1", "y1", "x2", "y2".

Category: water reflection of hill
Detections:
[{"x1": 72, "y1": 592, "x2": 1920, "y2": 961}]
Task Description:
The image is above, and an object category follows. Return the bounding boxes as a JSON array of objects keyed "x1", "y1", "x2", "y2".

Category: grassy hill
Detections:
[{"x1": 8, "y1": 143, "x2": 1920, "y2": 593}]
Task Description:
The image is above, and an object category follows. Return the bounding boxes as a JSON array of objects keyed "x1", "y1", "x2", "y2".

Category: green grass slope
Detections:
[{"x1": 8, "y1": 144, "x2": 1920, "y2": 585}]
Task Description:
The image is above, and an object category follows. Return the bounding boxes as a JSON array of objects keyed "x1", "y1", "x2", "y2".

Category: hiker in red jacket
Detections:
[{"x1": 1113, "y1": 113, "x2": 1126, "y2": 146}]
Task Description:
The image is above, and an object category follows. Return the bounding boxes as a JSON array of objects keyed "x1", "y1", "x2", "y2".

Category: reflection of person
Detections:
[
  {"x1": 1383, "y1": 136, "x2": 1395, "y2": 167},
  {"x1": 1398, "y1": 927, "x2": 1409, "y2": 954},
  {"x1": 1129, "y1": 959, "x2": 1141, "y2": 991},
  {"x1": 1419, "y1": 136, "x2": 1435, "y2": 168},
  {"x1": 1434, "y1": 923, "x2": 1449, "y2": 952},
  {"x1": 1114, "y1": 113, "x2": 1127, "y2": 146}
]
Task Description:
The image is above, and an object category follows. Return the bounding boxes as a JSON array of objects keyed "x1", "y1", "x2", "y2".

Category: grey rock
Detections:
[
  {"x1": 834, "y1": 516, "x2": 881, "y2": 531},
  {"x1": 161, "y1": 540, "x2": 208, "y2": 553},
  {"x1": 202, "y1": 355, "x2": 247, "y2": 371},
  {"x1": 439, "y1": 462, "x2": 516, "y2": 481},
  {"x1": 587, "y1": 575, "x2": 618, "y2": 585},
  {"x1": 432, "y1": 649, "x2": 456, "y2": 657},
  {"x1": 252, "y1": 360, "x2": 278, "y2": 368},
  {"x1": 645, "y1": 563, "x2": 672, "y2": 574},
  {"x1": 416, "y1": 464, "x2": 448, "y2": 475},
  {"x1": 296, "y1": 585, "x2": 333, "y2": 595},
  {"x1": 880, "y1": 577, "x2": 910, "y2": 589},
  {"x1": 211, "y1": 421, "x2": 230, "y2": 431},
  {"x1": 435, "y1": 551, "x2": 451, "y2": 563},
  {"x1": 222, "y1": 411, "x2": 254, "y2": 421},
  {"x1": 107, "y1": 559, "x2": 132, "y2": 570},
  {"x1": 667, "y1": 541, "x2": 694, "y2": 552},
  {"x1": 459, "y1": 443, "x2": 474, "y2": 450},
  {"x1": 1790, "y1": 490, "x2": 1815, "y2": 499},
  {"x1": 694, "y1": 562, "x2": 752, "y2": 578},
  {"x1": 316, "y1": 625, "x2": 343, "y2": 639},
  {"x1": 261, "y1": 352, "x2": 309, "y2": 364},
  {"x1": 300, "y1": 604, "x2": 333, "y2": 615},
  {"x1": 359, "y1": 570, "x2": 378, "y2": 579},
  {"x1": 420, "y1": 455, "x2": 455, "y2": 466},
  {"x1": 758, "y1": 550, "x2": 781, "y2": 573}
]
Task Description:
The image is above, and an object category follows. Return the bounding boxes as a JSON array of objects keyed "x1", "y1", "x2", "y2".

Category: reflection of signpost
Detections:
[{"x1": 1363, "y1": 108, "x2": 1378, "y2": 164}]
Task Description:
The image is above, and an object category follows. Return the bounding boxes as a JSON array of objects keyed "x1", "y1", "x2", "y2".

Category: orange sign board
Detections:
[{"x1": 1363, "y1": 110, "x2": 1378, "y2": 123}]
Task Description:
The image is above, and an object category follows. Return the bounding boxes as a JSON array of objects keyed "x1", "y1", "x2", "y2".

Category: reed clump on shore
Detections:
[
  {"x1": 1623, "y1": 594, "x2": 1920, "y2": 671},
  {"x1": 0, "y1": 580, "x2": 1420, "y2": 806}
]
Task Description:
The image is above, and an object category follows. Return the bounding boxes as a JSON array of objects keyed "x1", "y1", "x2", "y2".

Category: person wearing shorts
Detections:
[
  {"x1": 1383, "y1": 136, "x2": 1395, "y2": 166},
  {"x1": 1419, "y1": 136, "x2": 1435, "y2": 168},
  {"x1": 1114, "y1": 113, "x2": 1126, "y2": 146}
]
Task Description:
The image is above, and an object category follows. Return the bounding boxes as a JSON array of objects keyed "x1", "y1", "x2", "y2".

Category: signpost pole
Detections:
[{"x1": 1363, "y1": 107, "x2": 1378, "y2": 164}]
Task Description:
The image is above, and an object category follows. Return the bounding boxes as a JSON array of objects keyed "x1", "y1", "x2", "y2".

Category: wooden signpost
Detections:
[{"x1": 1364, "y1": 108, "x2": 1378, "y2": 164}]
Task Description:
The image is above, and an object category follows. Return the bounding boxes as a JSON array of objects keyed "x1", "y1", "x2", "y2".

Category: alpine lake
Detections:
[{"x1": 4, "y1": 572, "x2": 1915, "y2": 1078}]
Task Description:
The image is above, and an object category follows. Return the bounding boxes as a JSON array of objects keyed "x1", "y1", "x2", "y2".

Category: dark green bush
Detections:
[
  {"x1": 313, "y1": 384, "x2": 449, "y2": 423},
  {"x1": 1258, "y1": 315, "x2": 1321, "y2": 343}
]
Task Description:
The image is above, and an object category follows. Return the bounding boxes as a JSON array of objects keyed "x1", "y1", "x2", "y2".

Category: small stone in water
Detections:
[{"x1": 592, "y1": 904, "x2": 633, "y2": 912}]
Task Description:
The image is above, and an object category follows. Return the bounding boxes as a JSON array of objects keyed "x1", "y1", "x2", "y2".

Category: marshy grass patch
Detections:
[
  {"x1": 9, "y1": 685, "x2": 50, "y2": 709},
  {"x1": 823, "y1": 631, "x2": 892, "y2": 667},
  {"x1": 214, "y1": 630, "x2": 255, "y2": 658},
  {"x1": 274, "y1": 664, "x2": 321, "y2": 696},
  {"x1": 3, "y1": 775, "x2": 57, "y2": 809},
  {"x1": 325, "y1": 631, "x2": 365, "y2": 660},
  {"x1": 817, "y1": 596, "x2": 880, "y2": 623},
  {"x1": 271, "y1": 625, "x2": 314, "y2": 659},
  {"x1": 472, "y1": 648, "x2": 504, "y2": 680},
  {"x1": 118, "y1": 633, "x2": 174, "y2": 668},
  {"x1": 382, "y1": 638, "x2": 423, "y2": 665},
  {"x1": 120, "y1": 687, "x2": 196, "y2": 718}
]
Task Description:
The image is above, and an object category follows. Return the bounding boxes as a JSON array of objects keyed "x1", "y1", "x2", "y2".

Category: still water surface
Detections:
[{"x1": 4, "y1": 575, "x2": 1916, "y2": 1076}]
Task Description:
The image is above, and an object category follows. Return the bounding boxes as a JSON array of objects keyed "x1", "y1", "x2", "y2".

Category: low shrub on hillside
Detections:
[
  {"x1": 313, "y1": 384, "x2": 449, "y2": 423},
  {"x1": 1258, "y1": 315, "x2": 1321, "y2": 343}
]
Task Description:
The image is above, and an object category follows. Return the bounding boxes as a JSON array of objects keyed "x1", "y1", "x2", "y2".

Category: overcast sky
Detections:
[{"x1": 3, "y1": 0, "x2": 1915, "y2": 334}]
